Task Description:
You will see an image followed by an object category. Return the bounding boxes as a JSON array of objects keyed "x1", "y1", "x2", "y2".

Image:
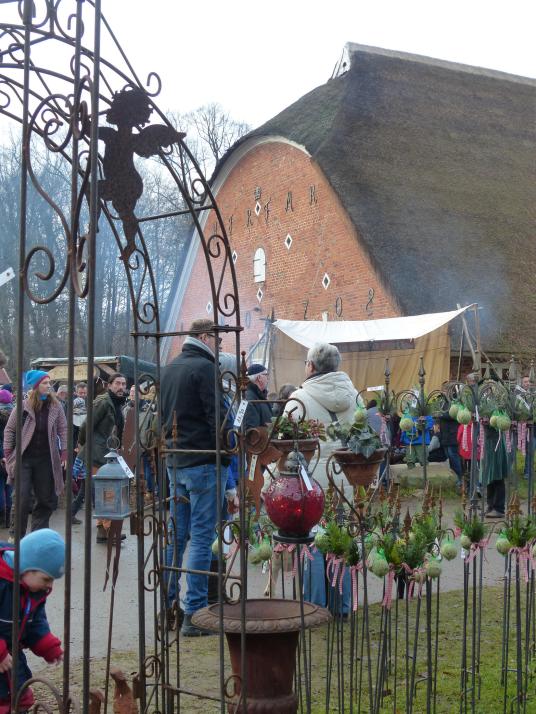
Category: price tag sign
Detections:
[
  {"x1": 248, "y1": 454, "x2": 258, "y2": 481},
  {"x1": 0, "y1": 267, "x2": 15, "y2": 288},
  {"x1": 367, "y1": 385, "x2": 384, "y2": 392},
  {"x1": 233, "y1": 400, "x2": 248, "y2": 428},
  {"x1": 116, "y1": 455, "x2": 135, "y2": 480},
  {"x1": 300, "y1": 464, "x2": 313, "y2": 491}
]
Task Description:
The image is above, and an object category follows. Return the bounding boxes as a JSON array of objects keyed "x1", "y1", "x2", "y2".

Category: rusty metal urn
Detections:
[{"x1": 192, "y1": 599, "x2": 330, "y2": 713}]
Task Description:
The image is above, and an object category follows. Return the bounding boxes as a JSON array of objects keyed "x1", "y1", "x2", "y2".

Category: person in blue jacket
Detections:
[
  {"x1": 0, "y1": 529, "x2": 64, "y2": 713},
  {"x1": 401, "y1": 415, "x2": 435, "y2": 467}
]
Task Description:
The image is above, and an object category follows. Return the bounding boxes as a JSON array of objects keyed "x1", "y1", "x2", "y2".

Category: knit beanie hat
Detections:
[
  {"x1": 247, "y1": 363, "x2": 267, "y2": 376},
  {"x1": 4, "y1": 529, "x2": 65, "y2": 579},
  {"x1": 0, "y1": 390, "x2": 12, "y2": 404},
  {"x1": 25, "y1": 370, "x2": 49, "y2": 391}
]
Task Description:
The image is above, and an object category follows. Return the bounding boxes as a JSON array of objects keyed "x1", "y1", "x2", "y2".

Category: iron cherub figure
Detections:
[{"x1": 96, "y1": 86, "x2": 184, "y2": 259}]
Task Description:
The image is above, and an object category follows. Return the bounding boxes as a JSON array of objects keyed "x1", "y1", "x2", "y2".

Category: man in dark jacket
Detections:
[
  {"x1": 243, "y1": 364, "x2": 272, "y2": 434},
  {"x1": 76, "y1": 372, "x2": 127, "y2": 540},
  {"x1": 160, "y1": 318, "x2": 231, "y2": 636}
]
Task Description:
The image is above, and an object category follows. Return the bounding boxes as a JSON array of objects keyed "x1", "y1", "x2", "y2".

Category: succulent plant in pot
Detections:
[{"x1": 327, "y1": 410, "x2": 385, "y2": 488}]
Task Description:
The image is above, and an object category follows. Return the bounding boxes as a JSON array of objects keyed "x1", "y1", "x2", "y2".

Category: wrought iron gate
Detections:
[{"x1": 0, "y1": 2, "x2": 245, "y2": 712}]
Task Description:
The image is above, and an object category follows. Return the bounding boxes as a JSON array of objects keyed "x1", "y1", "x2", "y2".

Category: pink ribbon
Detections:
[
  {"x1": 462, "y1": 425, "x2": 469, "y2": 453},
  {"x1": 381, "y1": 565, "x2": 396, "y2": 610},
  {"x1": 505, "y1": 429, "x2": 512, "y2": 454},
  {"x1": 326, "y1": 554, "x2": 346, "y2": 594},
  {"x1": 465, "y1": 538, "x2": 489, "y2": 566},
  {"x1": 226, "y1": 539, "x2": 239, "y2": 562},
  {"x1": 300, "y1": 544, "x2": 314, "y2": 566},
  {"x1": 479, "y1": 422, "x2": 485, "y2": 450},
  {"x1": 273, "y1": 542, "x2": 297, "y2": 576},
  {"x1": 349, "y1": 562, "x2": 363, "y2": 611},
  {"x1": 380, "y1": 415, "x2": 388, "y2": 446},
  {"x1": 401, "y1": 563, "x2": 424, "y2": 600},
  {"x1": 511, "y1": 546, "x2": 531, "y2": 583}
]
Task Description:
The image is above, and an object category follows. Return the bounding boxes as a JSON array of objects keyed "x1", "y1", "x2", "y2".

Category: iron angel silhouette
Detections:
[{"x1": 96, "y1": 87, "x2": 184, "y2": 259}]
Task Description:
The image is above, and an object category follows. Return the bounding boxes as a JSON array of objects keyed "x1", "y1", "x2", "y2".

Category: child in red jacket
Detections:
[{"x1": 0, "y1": 529, "x2": 64, "y2": 713}]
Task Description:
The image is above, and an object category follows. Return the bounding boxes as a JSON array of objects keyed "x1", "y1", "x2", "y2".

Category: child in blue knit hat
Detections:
[{"x1": 0, "y1": 529, "x2": 64, "y2": 713}]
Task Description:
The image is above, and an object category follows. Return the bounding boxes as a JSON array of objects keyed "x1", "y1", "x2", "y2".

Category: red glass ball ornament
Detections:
[{"x1": 264, "y1": 455, "x2": 324, "y2": 538}]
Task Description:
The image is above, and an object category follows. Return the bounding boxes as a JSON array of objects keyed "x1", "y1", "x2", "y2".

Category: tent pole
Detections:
[
  {"x1": 456, "y1": 329, "x2": 465, "y2": 382},
  {"x1": 473, "y1": 304, "x2": 482, "y2": 373},
  {"x1": 457, "y1": 303, "x2": 477, "y2": 370}
]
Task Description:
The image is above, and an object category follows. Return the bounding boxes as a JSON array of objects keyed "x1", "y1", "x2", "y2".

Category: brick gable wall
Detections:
[{"x1": 168, "y1": 140, "x2": 400, "y2": 360}]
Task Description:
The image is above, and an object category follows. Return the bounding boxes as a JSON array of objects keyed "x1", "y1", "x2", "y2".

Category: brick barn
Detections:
[{"x1": 163, "y1": 44, "x2": 536, "y2": 383}]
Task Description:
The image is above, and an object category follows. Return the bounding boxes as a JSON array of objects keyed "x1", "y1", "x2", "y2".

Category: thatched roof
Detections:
[{"x1": 216, "y1": 45, "x2": 536, "y2": 355}]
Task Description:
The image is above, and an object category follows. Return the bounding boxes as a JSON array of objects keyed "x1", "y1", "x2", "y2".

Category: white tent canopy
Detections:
[
  {"x1": 270, "y1": 306, "x2": 475, "y2": 393},
  {"x1": 274, "y1": 306, "x2": 472, "y2": 348}
]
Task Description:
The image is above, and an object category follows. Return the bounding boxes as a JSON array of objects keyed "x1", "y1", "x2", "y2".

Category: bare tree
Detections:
[{"x1": 169, "y1": 103, "x2": 250, "y2": 175}]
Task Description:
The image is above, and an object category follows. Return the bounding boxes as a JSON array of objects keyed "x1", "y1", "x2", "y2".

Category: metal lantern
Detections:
[{"x1": 93, "y1": 450, "x2": 131, "y2": 520}]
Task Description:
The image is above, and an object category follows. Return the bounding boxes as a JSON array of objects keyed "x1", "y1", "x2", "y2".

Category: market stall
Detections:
[{"x1": 269, "y1": 306, "x2": 474, "y2": 393}]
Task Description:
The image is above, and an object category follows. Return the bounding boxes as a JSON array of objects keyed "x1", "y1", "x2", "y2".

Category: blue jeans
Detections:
[
  {"x1": 303, "y1": 548, "x2": 351, "y2": 615},
  {"x1": 143, "y1": 454, "x2": 155, "y2": 494},
  {"x1": 445, "y1": 446, "x2": 463, "y2": 484},
  {"x1": 166, "y1": 463, "x2": 227, "y2": 614}
]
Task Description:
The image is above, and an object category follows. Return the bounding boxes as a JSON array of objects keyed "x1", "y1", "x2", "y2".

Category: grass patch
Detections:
[{"x1": 34, "y1": 583, "x2": 534, "y2": 713}]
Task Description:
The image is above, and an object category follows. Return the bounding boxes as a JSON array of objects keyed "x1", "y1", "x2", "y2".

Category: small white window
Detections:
[{"x1": 253, "y1": 247, "x2": 266, "y2": 283}]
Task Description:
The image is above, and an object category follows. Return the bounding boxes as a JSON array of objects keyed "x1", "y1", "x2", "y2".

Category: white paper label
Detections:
[
  {"x1": 461, "y1": 547, "x2": 467, "y2": 560},
  {"x1": 475, "y1": 406, "x2": 479, "y2": 422},
  {"x1": 248, "y1": 454, "x2": 258, "y2": 481},
  {"x1": 233, "y1": 400, "x2": 248, "y2": 427},
  {"x1": 116, "y1": 455, "x2": 135, "y2": 479},
  {"x1": 0, "y1": 267, "x2": 15, "y2": 287},
  {"x1": 367, "y1": 385, "x2": 384, "y2": 392},
  {"x1": 300, "y1": 464, "x2": 313, "y2": 491}
]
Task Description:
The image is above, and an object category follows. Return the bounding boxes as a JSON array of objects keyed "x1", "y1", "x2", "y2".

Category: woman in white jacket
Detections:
[{"x1": 283, "y1": 342, "x2": 359, "y2": 616}]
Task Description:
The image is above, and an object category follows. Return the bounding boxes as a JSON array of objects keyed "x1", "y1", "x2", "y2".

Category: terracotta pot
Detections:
[
  {"x1": 333, "y1": 448, "x2": 387, "y2": 488},
  {"x1": 192, "y1": 599, "x2": 330, "y2": 713},
  {"x1": 270, "y1": 438, "x2": 319, "y2": 471}
]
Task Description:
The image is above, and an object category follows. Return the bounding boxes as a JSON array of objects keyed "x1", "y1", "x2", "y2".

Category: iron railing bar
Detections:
[
  {"x1": 11, "y1": 1, "x2": 32, "y2": 709},
  {"x1": 137, "y1": 205, "x2": 213, "y2": 222},
  {"x1": 81, "y1": 2, "x2": 102, "y2": 712},
  {"x1": 62, "y1": 0, "x2": 85, "y2": 708}
]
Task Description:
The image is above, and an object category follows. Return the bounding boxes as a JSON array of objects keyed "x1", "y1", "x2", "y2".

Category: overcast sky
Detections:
[{"x1": 102, "y1": 0, "x2": 536, "y2": 129}]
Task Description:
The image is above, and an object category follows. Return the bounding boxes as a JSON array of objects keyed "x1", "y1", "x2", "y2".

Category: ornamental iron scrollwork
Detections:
[{"x1": 2, "y1": 2, "x2": 244, "y2": 714}]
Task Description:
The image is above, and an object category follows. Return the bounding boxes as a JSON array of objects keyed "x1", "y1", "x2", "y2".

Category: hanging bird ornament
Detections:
[{"x1": 95, "y1": 86, "x2": 184, "y2": 259}]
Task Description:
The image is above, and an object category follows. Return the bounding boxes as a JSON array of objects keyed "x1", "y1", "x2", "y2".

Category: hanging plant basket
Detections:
[
  {"x1": 333, "y1": 447, "x2": 386, "y2": 488},
  {"x1": 270, "y1": 438, "x2": 319, "y2": 471}
]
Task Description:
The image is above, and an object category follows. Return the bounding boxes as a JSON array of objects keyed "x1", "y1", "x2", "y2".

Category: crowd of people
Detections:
[{"x1": 0, "y1": 321, "x2": 532, "y2": 647}]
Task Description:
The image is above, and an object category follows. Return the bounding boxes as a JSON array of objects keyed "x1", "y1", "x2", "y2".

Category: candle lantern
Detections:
[
  {"x1": 93, "y1": 450, "x2": 131, "y2": 520},
  {"x1": 264, "y1": 450, "x2": 324, "y2": 542}
]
